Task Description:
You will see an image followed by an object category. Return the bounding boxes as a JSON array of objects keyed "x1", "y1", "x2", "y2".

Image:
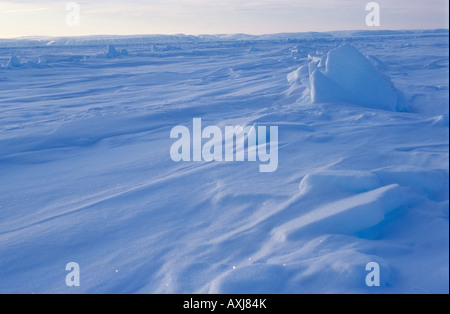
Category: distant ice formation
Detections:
[
  {"x1": 98, "y1": 45, "x2": 129, "y2": 58},
  {"x1": 6, "y1": 56, "x2": 21, "y2": 68}
]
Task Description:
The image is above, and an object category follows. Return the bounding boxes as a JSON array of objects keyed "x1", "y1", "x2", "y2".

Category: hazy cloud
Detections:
[{"x1": 0, "y1": 0, "x2": 448, "y2": 37}]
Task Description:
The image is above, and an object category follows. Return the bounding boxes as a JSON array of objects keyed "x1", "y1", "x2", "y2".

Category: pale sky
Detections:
[{"x1": 0, "y1": 0, "x2": 448, "y2": 38}]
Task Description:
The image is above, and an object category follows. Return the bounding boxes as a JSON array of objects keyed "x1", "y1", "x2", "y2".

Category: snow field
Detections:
[{"x1": 0, "y1": 32, "x2": 448, "y2": 293}]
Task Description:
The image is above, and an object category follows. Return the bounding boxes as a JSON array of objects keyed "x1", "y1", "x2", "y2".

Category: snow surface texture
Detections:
[{"x1": 0, "y1": 31, "x2": 448, "y2": 294}]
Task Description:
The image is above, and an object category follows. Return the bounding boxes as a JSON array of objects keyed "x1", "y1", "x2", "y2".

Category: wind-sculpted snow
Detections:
[
  {"x1": 273, "y1": 183, "x2": 405, "y2": 241},
  {"x1": 4, "y1": 56, "x2": 21, "y2": 68},
  {"x1": 0, "y1": 32, "x2": 448, "y2": 294},
  {"x1": 290, "y1": 44, "x2": 407, "y2": 111}
]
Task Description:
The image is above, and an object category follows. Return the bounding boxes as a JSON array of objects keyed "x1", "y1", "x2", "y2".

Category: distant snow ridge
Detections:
[
  {"x1": 288, "y1": 44, "x2": 407, "y2": 111},
  {"x1": 150, "y1": 44, "x2": 180, "y2": 52},
  {"x1": 99, "y1": 45, "x2": 129, "y2": 58}
]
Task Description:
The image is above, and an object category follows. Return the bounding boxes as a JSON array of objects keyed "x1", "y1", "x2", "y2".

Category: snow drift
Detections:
[
  {"x1": 98, "y1": 45, "x2": 129, "y2": 58},
  {"x1": 0, "y1": 32, "x2": 448, "y2": 294},
  {"x1": 5, "y1": 56, "x2": 21, "y2": 68}
]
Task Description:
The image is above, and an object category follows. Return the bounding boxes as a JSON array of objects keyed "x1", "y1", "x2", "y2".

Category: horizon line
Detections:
[{"x1": 1, "y1": 28, "x2": 449, "y2": 40}]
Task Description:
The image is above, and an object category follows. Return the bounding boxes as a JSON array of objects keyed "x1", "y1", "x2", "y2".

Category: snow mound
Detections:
[
  {"x1": 432, "y1": 114, "x2": 449, "y2": 127},
  {"x1": 99, "y1": 45, "x2": 128, "y2": 58},
  {"x1": 5, "y1": 56, "x2": 21, "y2": 68},
  {"x1": 293, "y1": 44, "x2": 407, "y2": 111},
  {"x1": 273, "y1": 184, "x2": 405, "y2": 241},
  {"x1": 299, "y1": 170, "x2": 381, "y2": 195}
]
